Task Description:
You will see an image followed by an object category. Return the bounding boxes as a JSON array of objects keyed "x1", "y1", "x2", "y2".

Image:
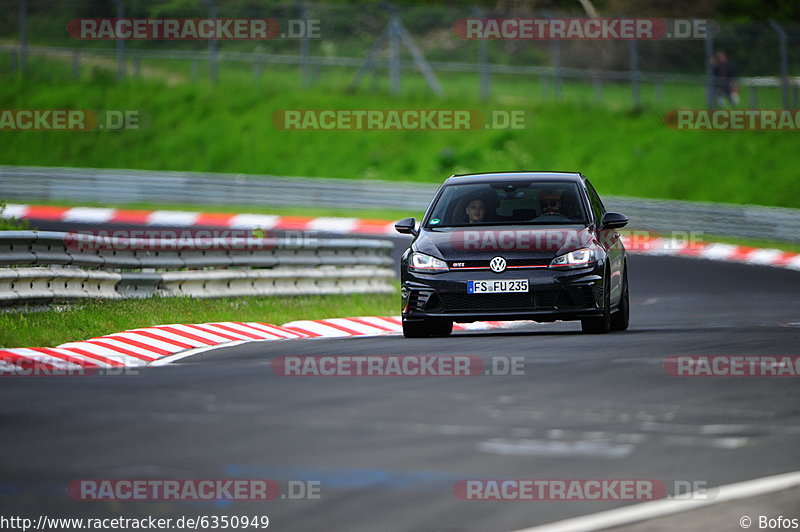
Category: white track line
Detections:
[{"x1": 509, "y1": 470, "x2": 800, "y2": 532}]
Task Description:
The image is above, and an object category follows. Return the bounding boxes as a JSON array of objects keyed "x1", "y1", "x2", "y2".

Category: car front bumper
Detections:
[{"x1": 401, "y1": 266, "x2": 605, "y2": 323}]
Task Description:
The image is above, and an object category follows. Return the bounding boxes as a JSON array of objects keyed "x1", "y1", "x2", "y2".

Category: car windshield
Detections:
[{"x1": 425, "y1": 181, "x2": 589, "y2": 228}]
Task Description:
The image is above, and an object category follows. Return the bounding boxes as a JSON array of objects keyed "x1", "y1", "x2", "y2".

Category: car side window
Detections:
[{"x1": 584, "y1": 180, "x2": 606, "y2": 225}]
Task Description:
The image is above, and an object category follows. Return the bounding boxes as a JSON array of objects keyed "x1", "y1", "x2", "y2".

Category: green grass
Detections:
[
  {"x1": 0, "y1": 292, "x2": 399, "y2": 349},
  {"x1": 1, "y1": 57, "x2": 798, "y2": 209}
]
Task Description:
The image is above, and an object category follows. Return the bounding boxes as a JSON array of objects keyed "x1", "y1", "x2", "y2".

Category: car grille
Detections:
[{"x1": 440, "y1": 289, "x2": 561, "y2": 312}]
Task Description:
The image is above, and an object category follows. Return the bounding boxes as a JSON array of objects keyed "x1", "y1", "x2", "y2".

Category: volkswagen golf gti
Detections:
[{"x1": 395, "y1": 172, "x2": 630, "y2": 337}]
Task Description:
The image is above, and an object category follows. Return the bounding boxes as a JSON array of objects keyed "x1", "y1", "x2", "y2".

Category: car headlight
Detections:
[
  {"x1": 550, "y1": 248, "x2": 596, "y2": 269},
  {"x1": 409, "y1": 252, "x2": 449, "y2": 273}
]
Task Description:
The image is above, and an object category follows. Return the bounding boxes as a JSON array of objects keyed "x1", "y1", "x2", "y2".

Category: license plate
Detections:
[{"x1": 467, "y1": 280, "x2": 529, "y2": 294}]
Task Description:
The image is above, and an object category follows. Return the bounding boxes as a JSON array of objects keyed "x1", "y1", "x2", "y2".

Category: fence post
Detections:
[
  {"x1": 768, "y1": 20, "x2": 789, "y2": 110},
  {"x1": 72, "y1": 49, "x2": 81, "y2": 80},
  {"x1": 704, "y1": 33, "x2": 715, "y2": 108},
  {"x1": 18, "y1": 0, "x2": 27, "y2": 73},
  {"x1": 472, "y1": 6, "x2": 490, "y2": 102},
  {"x1": 113, "y1": 0, "x2": 125, "y2": 80},
  {"x1": 593, "y1": 70, "x2": 603, "y2": 103},
  {"x1": 203, "y1": 0, "x2": 218, "y2": 83},
  {"x1": 389, "y1": 8, "x2": 401, "y2": 96},
  {"x1": 551, "y1": 40, "x2": 562, "y2": 100},
  {"x1": 749, "y1": 83, "x2": 757, "y2": 108},
  {"x1": 298, "y1": 1, "x2": 310, "y2": 88},
  {"x1": 629, "y1": 38, "x2": 640, "y2": 109}
]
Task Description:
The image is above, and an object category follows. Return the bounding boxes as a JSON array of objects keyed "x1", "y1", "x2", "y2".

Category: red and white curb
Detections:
[
  {"x1": 5, "y1": 203, "x2": 800, "y2": 270},
  {"x1": 620, "y1": 234, "x2": 800, "y2": 270},
  {"x1": 2, "y1": 203, "x2": 398, "y2": 236},
  {"x1": 0, "y1": 317, "x2": 523, "y2": 373}
]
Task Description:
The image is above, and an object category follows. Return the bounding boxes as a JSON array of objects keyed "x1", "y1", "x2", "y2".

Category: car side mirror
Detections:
[
  {"x1": 601, "y1": 212, "x2": 629, "y2": 230},
  {"x1": 394, "y1": 217, "x2": 418, "y2": 236}
]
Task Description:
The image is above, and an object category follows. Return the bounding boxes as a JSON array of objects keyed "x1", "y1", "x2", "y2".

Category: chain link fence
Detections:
[{"x1": 3, "y1": 1, "x2": 799, "y2": 108}]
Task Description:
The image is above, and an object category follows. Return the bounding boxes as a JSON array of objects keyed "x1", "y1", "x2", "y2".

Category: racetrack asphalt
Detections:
[{"x1": 2, "y1": 224, "x2": 799, "y2": 531}]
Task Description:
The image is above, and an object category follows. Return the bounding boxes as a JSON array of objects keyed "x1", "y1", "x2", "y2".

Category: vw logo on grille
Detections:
[{"x1": 489, "y1": 256, "x2": 507, "y2": 273}]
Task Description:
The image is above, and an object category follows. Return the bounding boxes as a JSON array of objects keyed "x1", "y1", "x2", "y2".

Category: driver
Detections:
[
  {"x1": 533, "y1": 189, "x2": 570, "y2": 221},
  {"x1": 465, "y1": 198, "x2": 487, "y2": 223}
]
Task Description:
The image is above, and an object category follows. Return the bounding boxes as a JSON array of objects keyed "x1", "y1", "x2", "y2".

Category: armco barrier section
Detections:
[
  {"x1": 0, "y1": 231, "x2": 395, "y2": 305},
  {"x1": 2, "y1": 166, "x2": 800, "y2": 243}
]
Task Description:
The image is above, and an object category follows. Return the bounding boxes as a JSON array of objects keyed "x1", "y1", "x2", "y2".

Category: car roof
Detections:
[{"x1": 444, "y1": 171, "x2": 585, "y2": 185}]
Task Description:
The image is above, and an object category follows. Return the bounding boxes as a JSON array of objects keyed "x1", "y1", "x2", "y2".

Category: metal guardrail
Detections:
[
  {"x1": 0, "y1": 230, "x2": 395, "y2": 305},
  {"x1": 3, "y1": 166, "x2": 800, "y2": 243},
  {"x1": 0, "y1": 165, "x2": 438, "y2": 211}
]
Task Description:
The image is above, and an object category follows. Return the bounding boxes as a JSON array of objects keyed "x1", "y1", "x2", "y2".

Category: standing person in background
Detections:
[{"x1": 712, "y1": 50, "x2": 739, "y2": 107}]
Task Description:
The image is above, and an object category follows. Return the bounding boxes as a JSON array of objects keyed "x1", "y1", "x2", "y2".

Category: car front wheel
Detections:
[
  {"x1": 610, "y1": 266, "x2": 630, "y2": 331},
  {"x1": 581, "y1": 271, "x2": 612, "y2": 334}
]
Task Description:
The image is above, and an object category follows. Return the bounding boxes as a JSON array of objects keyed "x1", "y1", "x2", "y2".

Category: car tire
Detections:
[
  {"x1": 402, "y1": 318, "x2": 453, "y2": 338},
  {"x1": 581, "y1": 270, "x2": 611, "y2": 334},
  {"x1": 610, "y1": 265, "x2": 630, "y2": 332}
]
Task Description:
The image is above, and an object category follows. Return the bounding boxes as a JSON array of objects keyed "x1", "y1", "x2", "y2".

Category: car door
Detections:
[{"x1": 585, "y1": 180, "x2": 624, "y2": 304}]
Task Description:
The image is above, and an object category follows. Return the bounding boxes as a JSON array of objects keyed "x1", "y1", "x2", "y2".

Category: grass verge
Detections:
[
  {"x1": 2, "y1": 58, "x2": 799, "y2": 209},
  {"x1": 0, "y1": 292, "x2": 399, "y2": 349}
]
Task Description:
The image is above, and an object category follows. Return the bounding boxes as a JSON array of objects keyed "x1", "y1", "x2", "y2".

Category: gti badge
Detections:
[{"x1": 489, "y1": 256, "x2": 507, "y2": 273}]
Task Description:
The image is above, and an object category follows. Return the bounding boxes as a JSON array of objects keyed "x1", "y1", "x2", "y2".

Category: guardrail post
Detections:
[
  {"x1": 113, "y1": 0, "x2": 125, "y2": 80},
  {"x1": 768, "y1": 19, "x2": 789, "y2": 110}
]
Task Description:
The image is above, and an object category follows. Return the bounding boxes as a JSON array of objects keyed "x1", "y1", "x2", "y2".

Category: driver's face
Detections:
[
  {"x1": 466, "y1": 200, "x2": 486, "y2": 223},
  {"x1": 540, "y1": 196, "x2": 561, "y2": 214}
]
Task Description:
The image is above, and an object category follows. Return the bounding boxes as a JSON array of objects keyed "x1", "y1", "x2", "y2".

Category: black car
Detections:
[{"x1": 395, "y1": 172, "x2": 629, "y2": 337}]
